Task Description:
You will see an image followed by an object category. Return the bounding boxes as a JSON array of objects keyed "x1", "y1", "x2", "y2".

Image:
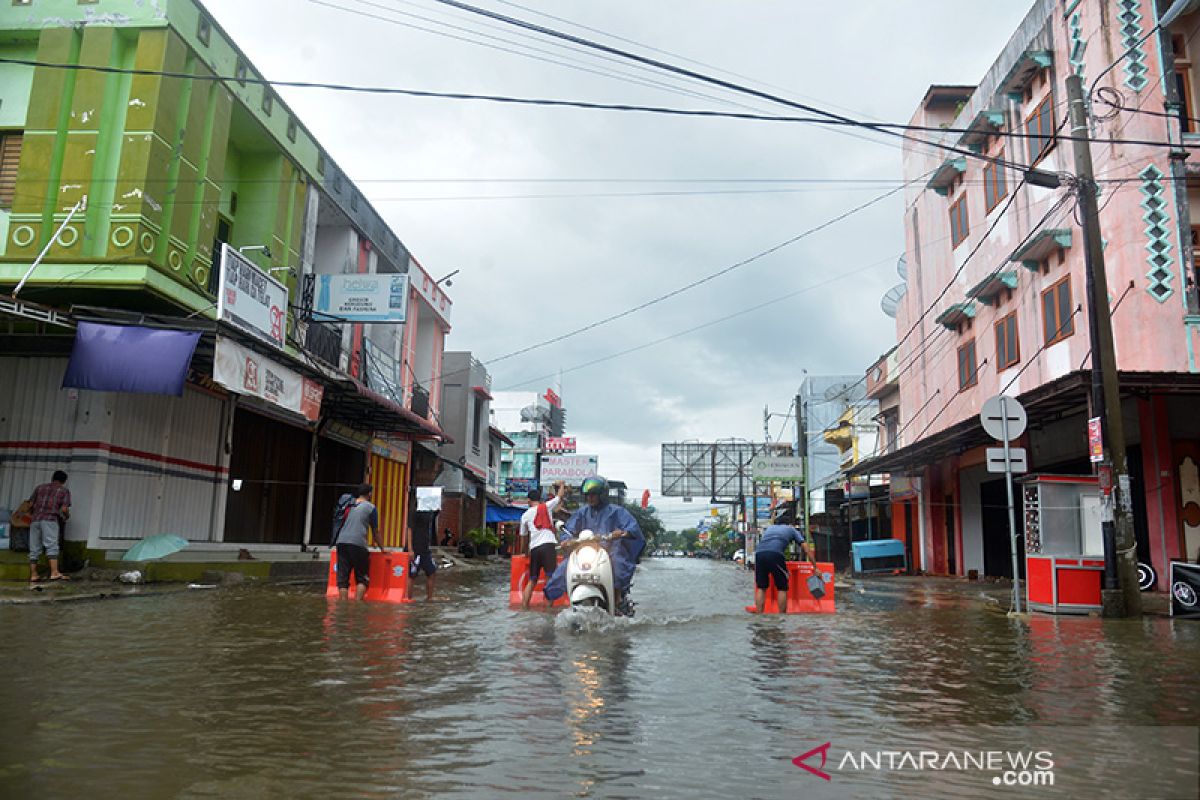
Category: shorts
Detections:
[
  {"x1": 29, "y1": 520, "x2": 60, "y2": 561},
  {"x1": 410, "y1": 551, "x2": 437, "y2": 578},
  {"x1": 336, "y1": 543, "x2": 371, "y2": 589},
  {"x1": 755, "y1": 550, "x2": 789, "y2": 590},
  {"x1": 528, "y1": 542, "x2": 557, "y2": 583}
]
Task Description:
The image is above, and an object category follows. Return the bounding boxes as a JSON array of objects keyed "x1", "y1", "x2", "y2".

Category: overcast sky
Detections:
[{"x1": 205, "y1": 0, "x2": 1032, "y2": 530}]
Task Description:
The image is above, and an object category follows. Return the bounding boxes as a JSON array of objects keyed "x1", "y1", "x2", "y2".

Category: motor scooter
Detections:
[{"x1": 563, "y1": 530, "x2": 628, "y2": 616}]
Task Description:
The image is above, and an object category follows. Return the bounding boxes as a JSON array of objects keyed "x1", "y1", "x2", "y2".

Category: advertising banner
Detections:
[
  {"x1": 544, "y1": 436, "x2": 576, "y2": 453},
  {"x1": 751, "y1": 455, "x2": 806, "y2": 482},
  {"x1": 217, "y1": 244, "x2": 288, "y2": 350},
  {"x1": 1088, "y1": 417, "x2": 1104, "y2": 463},
  {"x1": 213, "y1": 337, "x2": 323, "y2": 422},
  {"x1": 506, "y1": 477, "x2": 538, "y2": 495},
  {"x1": 540, "y1": 454, "x2": 598, "y2": 485},
  {"x1": 1170, "y1": 561, "x2": 1200, "y2": 618},
  {"x1": 313, "y1": 274, "x2": 409, "y2": 323}
]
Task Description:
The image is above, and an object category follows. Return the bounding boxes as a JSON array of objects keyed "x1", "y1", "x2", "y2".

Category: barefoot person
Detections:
[
  {"x1": 519, "y1": 481, "x2": 567, "y2": 609},
  {"x1": 27, "y1": 471, "x2": 71, "y2": 583}
]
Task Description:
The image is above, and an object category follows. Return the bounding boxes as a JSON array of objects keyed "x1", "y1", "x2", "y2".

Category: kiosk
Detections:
[{"x1": 1020, "y1": 475, "x2": 1104, "y2": 614}]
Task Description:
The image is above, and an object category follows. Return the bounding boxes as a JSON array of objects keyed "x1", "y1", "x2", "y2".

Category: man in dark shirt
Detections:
[
  {"x1": 407, "y1": 511, "x2": 437, "y2": 601},
  {"x1": 754, "y1": 524, "x2": 807, "y2": 613}
]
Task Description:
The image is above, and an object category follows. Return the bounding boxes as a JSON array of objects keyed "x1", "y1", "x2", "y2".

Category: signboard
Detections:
[
  {"x1": 506, "y1": 477, "x2": 538, "y2": 495},
  {"x1": 213, "y1": 337, "x2": 322, "y2": 422},
  {"x1": 1088, "y1": 417, "x2": 1104, "y2": 463},
  {"x1": 540, "y1": 454, "x2": 598, "y2": 484},
  {"x1": 980, "y1": 395, "x2": 1027, "y2": 441},
  {"x1": 544, "y1": 388, "x2": 562, "y2": 408},
  {"x1": 313, "y1": 273, "x2": 409, "y2": 323},
  {"x1": 217, "y1": 244, "x2": 288, "y2": 350},
  {"x1": 544, "y1": 436, "x2": 576, "y2": 453},
  {"x1": 1170, "y1": 561, "x2": 1200, "y2": 618},
  {"x1": 416, "y1": 486, "x2": 443, "y2": 512},
  {"x1": 754, "y1": 497, "x2": 774, "y2": 520},
  {"x1": 752, "y1": 455, "x2": 805, "y2": 482},
  {"x1": 986, "y1": 446, "x2": 1028, "y2": 474}
]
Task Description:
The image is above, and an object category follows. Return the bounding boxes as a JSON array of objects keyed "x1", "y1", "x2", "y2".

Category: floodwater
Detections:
[{"x1": 2, "y1": 558, "x2": 1199, "y2": 799}]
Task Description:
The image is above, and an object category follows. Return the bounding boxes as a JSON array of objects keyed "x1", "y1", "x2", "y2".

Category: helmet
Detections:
[{"x1": 580, "y1": 476, "x2": 609, "y2": 497}]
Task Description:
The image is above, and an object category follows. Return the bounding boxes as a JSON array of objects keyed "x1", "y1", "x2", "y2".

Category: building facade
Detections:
[
  {"x1": 0, "y1": 0, "x2": 450, "y2": 562},
  {"x1": 853, "y1": 0, "x2": 1200, "y2": 588}
]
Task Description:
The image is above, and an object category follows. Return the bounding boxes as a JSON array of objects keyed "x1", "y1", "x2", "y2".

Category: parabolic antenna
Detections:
[{"x1": 880, "y1": 283, "x2": 908, "y2": 318}]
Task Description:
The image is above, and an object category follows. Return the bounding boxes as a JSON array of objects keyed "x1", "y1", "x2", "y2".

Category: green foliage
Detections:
[
  {"x1": 465, "y1": 527, "x2": 500, "y2": 549},
  {"x1": 679, "y1": 528, "x2": 700, "y2": 552}
]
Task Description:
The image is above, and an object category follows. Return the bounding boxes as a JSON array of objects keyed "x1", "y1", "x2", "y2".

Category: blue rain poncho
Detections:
[{"x1": 543, "y1": 501, "x2": 645, "y2": 601}]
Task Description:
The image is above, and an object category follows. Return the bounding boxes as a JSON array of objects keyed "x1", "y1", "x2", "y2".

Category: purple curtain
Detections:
[{"x1": 63, "y1": 322, "x2": 201, "y2": 397}]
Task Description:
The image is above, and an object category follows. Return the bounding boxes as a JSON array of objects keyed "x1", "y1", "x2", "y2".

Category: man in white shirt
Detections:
[{"x1": 520, "y1": 481, "x2": 567, "y2": 609}]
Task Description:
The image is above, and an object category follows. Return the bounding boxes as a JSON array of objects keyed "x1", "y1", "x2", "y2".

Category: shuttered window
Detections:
[{"x1": 0, "y1": 133, "x2": 23, "y2": 210}]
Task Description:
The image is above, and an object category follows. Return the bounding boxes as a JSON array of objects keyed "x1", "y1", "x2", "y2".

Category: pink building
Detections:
[{"x1": 853, "y1": 0, "x2": 1200, "y2": 589}]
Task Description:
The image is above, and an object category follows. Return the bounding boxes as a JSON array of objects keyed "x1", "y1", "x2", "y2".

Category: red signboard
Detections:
[
  {"x1": 544, "y1": 388, "x2": 562, "y2": 408},
  {"x1": 545, "y1": 436, "x2": 576, "y2": 453}
]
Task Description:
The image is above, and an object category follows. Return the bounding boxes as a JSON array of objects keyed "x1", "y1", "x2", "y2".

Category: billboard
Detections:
[
  {"x1": 217, "y1": 244, "x2": 288, "y2": 350},
  {"x1": 661, "y1": 442, "x2": 777, "y2": 498},
  {"x1": 313, "y1": 274, "x2": 409, "y2": 323},
  {"x1": 540, "y1": 454, "x2": 598, "y2": 485}
]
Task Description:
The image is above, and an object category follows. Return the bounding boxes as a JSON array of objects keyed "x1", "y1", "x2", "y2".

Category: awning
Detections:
[
  {"x1": 323, "y1": 378, "x2": 450, "y2": 441},
  {"x1": 967, "y1": 271, "x2": 1019, "y2": 305},
  {"x1": 486, "y1": 504, "x2": 524, "y2": 524}
]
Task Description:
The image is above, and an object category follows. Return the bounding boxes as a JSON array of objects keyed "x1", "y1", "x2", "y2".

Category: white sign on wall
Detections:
[
  {"x1": 213, "y1": 337, "x2": 323, "y2": 422},
  {"x1": 313, "y1": 274, "x2": 409, "y2": 323},
  {"x1": 217, "y1": 244, "x2": 288, "y2": 350},
  {"x1": 751, "y1": 456, "x2": 806, "y2": 482},
  {"x1": 540, "y1": 454, "x2": 599, "y2": 485}
]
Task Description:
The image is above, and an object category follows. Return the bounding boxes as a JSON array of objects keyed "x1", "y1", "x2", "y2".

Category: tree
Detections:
[
  {"x1": 680, "y1": 528, "x2": 700, "y2": 553},
  {"x1": 707, "y1": 519, "x2": 740, "y2": 559},
  {"x1": 623, "y1": 502, "x2": 664, "y2": 550}
]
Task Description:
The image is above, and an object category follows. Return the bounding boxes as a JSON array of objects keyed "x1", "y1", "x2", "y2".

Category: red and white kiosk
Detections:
[{"x1": 1020, "y1": 474, "x2": 1105, "y2": 614}]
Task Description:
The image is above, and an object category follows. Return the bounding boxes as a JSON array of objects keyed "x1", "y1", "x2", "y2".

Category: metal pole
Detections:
[
  {"x1": 12, "y1": 199, "x2": 85, "y2": 298},
  {"x1": 1065, "y1": 74, "x2": 1142, "y2": 617},
  {"x1": 1000, "y1": 396, "x2": 1022, "y2": 614},
  {"x1": 301, "y1": 429, "x2": 319, "y2": 550}
]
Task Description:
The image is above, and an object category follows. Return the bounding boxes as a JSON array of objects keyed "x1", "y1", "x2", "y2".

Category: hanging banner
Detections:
[
  {"x1": 63, "y1": 322, "x2": 200, "y2": 397},
  {"x1": 313, "y1": 274, "x2": 409, "y2": 323},
  {"x1": 217, "y1": 244, "x2": 288, "y2": 350},
  {"x1": 213, "y1": 337, "x2": 323, "y2": 421},
  {"x1": 540, "y1": 454, "x2": 598, "y2": 484}
]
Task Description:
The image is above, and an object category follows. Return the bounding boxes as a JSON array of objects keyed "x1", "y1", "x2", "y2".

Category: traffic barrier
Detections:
[
  {"x1": 326, "y1": 549, "x2": 412, "y2": 603},
  {"x1": 747, "y1": 561, "x2": 836, "y2": 614},
  {"x1": 509, "y1": 553, "x2": 568, "y2": 608}
]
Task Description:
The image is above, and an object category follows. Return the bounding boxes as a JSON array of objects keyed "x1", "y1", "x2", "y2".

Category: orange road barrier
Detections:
[
  {"x1": 746, "y1": 561, "x2": 836, "y2": 614},
  {"x1": 326, "y1": 550, "x2": 412, "y2": 603},
  {"x1": 509, "y1": 553, "x2": 568, "y2": 608}
]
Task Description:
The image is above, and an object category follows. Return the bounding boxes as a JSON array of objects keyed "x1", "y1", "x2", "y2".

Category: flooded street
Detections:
[{"x1": 3, "y1": 558, "x2": 1199, "y2": 799}]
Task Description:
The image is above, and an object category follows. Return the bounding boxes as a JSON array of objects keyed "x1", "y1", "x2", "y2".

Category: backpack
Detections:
[
  {"x1": 533, "y1": 502, "x2": 553, "y2": 531},
  {"x1": 330, "y1": 493, "x2": 355, "y2": 546}
]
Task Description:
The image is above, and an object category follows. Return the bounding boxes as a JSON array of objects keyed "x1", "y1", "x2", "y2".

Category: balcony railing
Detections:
[{"x1": 304, "y1": 321, "x2": 342, "y2": 368}]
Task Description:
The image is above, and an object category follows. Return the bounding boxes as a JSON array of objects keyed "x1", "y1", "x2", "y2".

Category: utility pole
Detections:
[
  {"x1": 795, "y1": 392, "x2": 812, "y2": 552},
  {"x1": 1065, "y1": 74, "x2": 1141, "y2": 617}
]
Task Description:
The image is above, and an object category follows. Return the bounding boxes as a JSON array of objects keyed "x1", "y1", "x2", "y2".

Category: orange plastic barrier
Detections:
[
  {"x1": 746, "y1": 561, "x2": 836, "y2": 614},
  {"x1": 326, "y1": 549, "x2": 412, "y2": 603},
  {"x1": 509, "y1": 553, "x2": 568, "y2": 608}
]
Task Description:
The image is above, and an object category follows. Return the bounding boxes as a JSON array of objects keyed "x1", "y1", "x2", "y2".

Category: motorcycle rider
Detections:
[{"x1": 543, "y1": 476, "x2": 645, "y2": 615}]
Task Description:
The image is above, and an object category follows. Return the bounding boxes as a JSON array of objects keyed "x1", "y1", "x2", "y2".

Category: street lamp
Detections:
[{"x1": 435, "y1": 269, "x2": 459, "y2": 287}]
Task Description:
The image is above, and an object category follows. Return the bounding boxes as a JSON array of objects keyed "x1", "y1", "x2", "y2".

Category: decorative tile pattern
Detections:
[
  {"x1": 1139, "y1": 164, "x2": 1174, "y2": 303},
  {"x1": 1117, "y1": 0, "x2": 1149, "y2": 92}
]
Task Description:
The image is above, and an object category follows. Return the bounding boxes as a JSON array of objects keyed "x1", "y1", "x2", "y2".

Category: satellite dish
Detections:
[
  {"x1": 519, "y1": 404, "x2": 547, "y2": 423},
  {"x1": 881, "y1": 283, "x2": 908, "y2": 318},
  {"x1": 896, "y1": 254, "x2": 908, "y2": 280},
  {"x1": 824, "y1": 381, "x2": 855, "y2": 401}
]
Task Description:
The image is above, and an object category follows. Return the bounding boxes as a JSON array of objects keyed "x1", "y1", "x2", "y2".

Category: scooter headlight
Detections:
[{"x1": 577, "y1": 545, "x2": 599, "y2": 571}]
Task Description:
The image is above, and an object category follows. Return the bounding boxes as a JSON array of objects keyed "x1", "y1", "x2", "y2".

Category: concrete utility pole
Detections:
[
  {"x1": 795, "y1": 393, "x2": 812, "y2": 549},
  {"x1": 1065, "y1": 74, "x2": 1142, "y2": 617}
]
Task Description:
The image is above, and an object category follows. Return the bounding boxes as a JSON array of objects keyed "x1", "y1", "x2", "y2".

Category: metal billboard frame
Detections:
[{"x1": 662, "y1": 442, "x2": 788, "y2": 500}]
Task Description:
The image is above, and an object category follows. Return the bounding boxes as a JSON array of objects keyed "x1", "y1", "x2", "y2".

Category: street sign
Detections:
[
  {"x1": 986, "y1": 447, "x2": 1027, "y2": 474},
  {"x1": 980, "y1": 395, "x2": 1026, "y2": 441},
  {"x1": 751, "y1": 455, "x2": 805, "y2": 482}
]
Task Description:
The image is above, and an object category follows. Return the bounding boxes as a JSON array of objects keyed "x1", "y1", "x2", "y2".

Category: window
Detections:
[
  {"x1": 949, "y1": 195, "x2": 969, "y2": 248},
  {"x1": 197, "y1": 15, "x2": 212, "y2": 46},
  {"x1": 1025, "y1": 95, "x2": 1055, "y2": 164},
  {"x1": 0, "y1": 132, "x2": 23, "y2": 210},
  {"x1": 994, "y1": 312, "x2": 1020, "y2": 370},
  {"x1": 1042, "y1": 276, "x2": 1074, "y2": 345},
  {"x1": 235, "y1": 60, "x2": 248, "y2": 86},
  {"x1": 287, "y1": 117, "x2": 297, "y2": 143},
  {"x1": 261, "y1": 90, "x2": 273, "y2": 116},
  {"x1": 1175, "y1": 35, "x2": 1195, "y2": 134},
  {"x1": 983, "y1": 153, "x2": 1008, "y2": 212},
  {"x1": 957, "y1": 340, "x2": 978, "y2": 390}
]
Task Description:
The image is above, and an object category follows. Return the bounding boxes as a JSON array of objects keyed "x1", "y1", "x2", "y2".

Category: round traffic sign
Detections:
[{"x1": 980, "y1": 395, "x2": 1027, "y2": 441}]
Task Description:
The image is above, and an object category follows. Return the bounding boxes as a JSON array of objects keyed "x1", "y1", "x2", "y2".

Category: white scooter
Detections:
[{"x1": 563, "y1": 530, "x2": 619, "y2": 615}]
